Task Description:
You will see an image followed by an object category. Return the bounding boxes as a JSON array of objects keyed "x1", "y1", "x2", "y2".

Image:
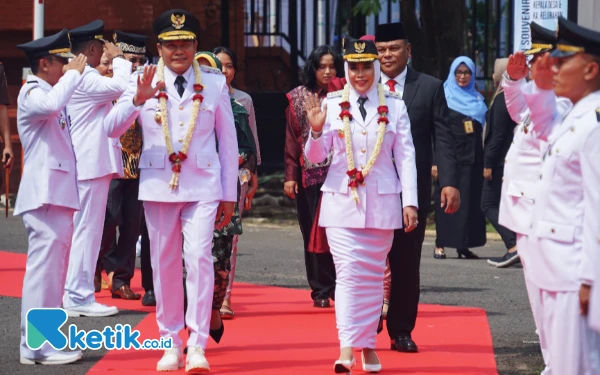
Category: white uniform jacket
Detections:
[
  {"x1": 499, "y1": 77, "x2": 573, "y2": 235},
  {"x1": 103, "y1": 64, "x2": 238, "y2": 203},
  {"x1": 14, "y1": 71, "x2": 83, "y2": 216},
  {"x1": 67, "y1": 58, "x2": 132, "y2": 181},
  {"x1": 305, "y1": 87, "x2": 418, "y2": 229},
  {"x1": 522, "y1": 83, "x2": 600, "y2": 292}
]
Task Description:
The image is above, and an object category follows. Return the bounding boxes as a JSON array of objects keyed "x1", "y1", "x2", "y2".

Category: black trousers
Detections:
[
  {"x1": 97, "y1": 179, "x2": 143, "y2": 291},
  {"x1": 295, "y1": 179, "x2": 336, "y2": 301},
  {"x1": 386, "y1": 204, "x2": 428, "y2": 338},
  {"x1": 481, "y1": 166, "x2": 516, "y2": 250},
  {"x1": 140, "y1": 212, "x2": 154, "y2": 292}
]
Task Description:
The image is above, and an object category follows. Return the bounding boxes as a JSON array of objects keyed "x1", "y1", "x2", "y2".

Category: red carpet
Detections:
[{"x1": 1, "y1": 250, "x2": 498, "y2": 374}]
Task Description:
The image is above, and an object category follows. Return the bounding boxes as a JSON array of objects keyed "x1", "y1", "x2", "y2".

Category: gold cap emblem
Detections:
[
  {"x1": 171, "y1": 14, "x2": 186, "y2": 30},
  {"x1": 355, "y1": 42, "x2": 366, "y2": 54}
]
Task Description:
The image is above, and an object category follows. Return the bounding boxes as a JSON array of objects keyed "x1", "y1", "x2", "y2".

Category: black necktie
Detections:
[
  {"x1": 357, "y1": 97, "x2": 368, "y2": 121},
  {"x1": 174, "y1": 75, "x2": 186, "y2": 97}
]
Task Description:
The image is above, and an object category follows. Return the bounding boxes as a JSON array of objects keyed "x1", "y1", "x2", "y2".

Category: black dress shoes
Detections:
[
  {"x1": 313, "y1": 299, "x2": 331, "y2": 308},
  {"x1": 210, "y1": 322, "x2": 225, "y2": 344},
  {"x1": 141, "y1": 290, "x2": 156, "y2": 306},
  {"x1": 391, "y1": 336, "x2": 419, "y2": 353}
]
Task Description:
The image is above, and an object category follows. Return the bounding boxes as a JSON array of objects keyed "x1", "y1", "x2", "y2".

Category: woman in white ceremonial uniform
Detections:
[{"x1": 305, "y1": 37, "x2": 418, "y2": 374}]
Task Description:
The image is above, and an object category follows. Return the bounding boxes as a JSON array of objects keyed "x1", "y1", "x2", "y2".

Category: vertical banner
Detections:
[{"x1": 513, "y1": 0, "x2": 569, "y2": 53}]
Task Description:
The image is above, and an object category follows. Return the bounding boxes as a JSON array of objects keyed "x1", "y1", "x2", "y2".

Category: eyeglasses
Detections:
[
  {"x1": 454, "y1": 70, "x2": 472, "y2": 77},
  {"x1": 128, "y1": 57, "x2": 147, "y2": 65}
]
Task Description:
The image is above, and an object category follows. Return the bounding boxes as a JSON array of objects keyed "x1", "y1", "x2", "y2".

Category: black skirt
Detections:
[{"x1": 434, "y1": 110, "x2": 486, "y2": 249}]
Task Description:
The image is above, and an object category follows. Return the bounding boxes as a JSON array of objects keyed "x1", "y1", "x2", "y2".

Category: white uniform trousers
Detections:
[
  {"x1": 517, "y1": 234, "x2": 550, "y2": 374},
  {"x1": 538, "y1": 288, "x2": 600, "y2": 374},
  {"x1": 20, "y1": 205, "x2": 75, "y2": 359},
  {"x1": 63, "y1": 175, "x2": 113, "y2": 307},
  {"x1": 326, "y1": 227, "x2": 393, "y2": 349},
  {"x1": 144, "y1": 200, "x2": 219, "y2": 349}
]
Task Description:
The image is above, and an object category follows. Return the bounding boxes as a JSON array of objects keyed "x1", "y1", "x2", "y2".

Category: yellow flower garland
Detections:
[
  {"x1": 341, "y1": 83, "x2": 388, "y2": 202},
  {"x1": 156, "y1": 58, "x2": 203, "y2": 189}
]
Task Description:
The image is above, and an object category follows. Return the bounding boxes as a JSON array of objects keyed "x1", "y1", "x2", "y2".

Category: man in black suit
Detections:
[{"x1": 375, "y1": 22, "x2": 460, "y2": 353}]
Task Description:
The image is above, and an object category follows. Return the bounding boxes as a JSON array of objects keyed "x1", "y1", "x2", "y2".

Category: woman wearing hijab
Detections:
[
  {"x1": 433, "y1": 56, "x2": 487, "y2": 259},
  {"x1": 306, "y1": 37, "x2": 418, "y2": 374}
]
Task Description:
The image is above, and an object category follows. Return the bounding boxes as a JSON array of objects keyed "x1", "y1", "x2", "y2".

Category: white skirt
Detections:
[{"x1": 326, "y1": 227, "x2": 393, "y2": 349}]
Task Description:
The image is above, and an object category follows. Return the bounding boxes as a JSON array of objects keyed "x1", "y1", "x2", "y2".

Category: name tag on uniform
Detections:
[{"x1": 464, "y1": 120, "x2": 474, "y2": 134}]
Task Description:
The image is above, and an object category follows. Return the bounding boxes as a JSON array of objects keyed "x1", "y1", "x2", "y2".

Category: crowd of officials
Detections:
[{"x1": 1, "y1": 7, "x2": 599, "y2": 374}]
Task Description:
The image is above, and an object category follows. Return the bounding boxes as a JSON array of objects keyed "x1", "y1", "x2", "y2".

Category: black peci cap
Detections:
[
  {"x1": 152, "y1": 9, "x2": 200, "y2": 41},
  {"x1": 375, "y1": 22, "x2": 407, "y2": 43},
  {"x1": 69, "y1": 20, "x2": 106, "y2": 45},
  {"x1": 17, "y1": 28, "x2": 75, "y2": 60},
  {"x1": 525, "y1": 22, "x2": 556, "y2": 56},
  {"x1": 552, "y1": 16, "x2": 600, "y2": 58},
  {"x1": 113, "y1": 31, "x2": 148, "y2": 55}
]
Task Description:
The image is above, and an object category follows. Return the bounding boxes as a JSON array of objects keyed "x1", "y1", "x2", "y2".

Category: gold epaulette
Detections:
[
  {"x1": 327, "y1": 90, "x2": 343, "y2": 98},
  {"x1": 385, "y1": 91, "x2": 402, "y2": 99},
  {"x1": 200, "y1": 65, "x2": 222, "y2": 75}
]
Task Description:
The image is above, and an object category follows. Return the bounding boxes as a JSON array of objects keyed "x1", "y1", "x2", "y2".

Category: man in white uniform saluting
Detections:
[
  {"x1": 15, "y1": 29, "x2": 87, "y2": 365},
  {"x1": 517, "y1": 16, "x2": 600, "y2": 374},
  {"x1": 103, "y1": 9, "x2": 238, "y2": 372},
  {"x1": 62, "y1": 19, "x2": 132, "y2": 317}
]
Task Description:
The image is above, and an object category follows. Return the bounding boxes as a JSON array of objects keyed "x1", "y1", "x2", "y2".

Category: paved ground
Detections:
[{"x1": 0, "y1": 214, "x2": 544, "y2": 375}]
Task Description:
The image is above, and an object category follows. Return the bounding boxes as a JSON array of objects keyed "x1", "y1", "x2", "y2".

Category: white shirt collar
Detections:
[
  {"x1": 164, "y1": 64, "x2": 194, "y2": 88},
  {"x1": 381, "y1": 68, "x2": 407, "y2": 87},
  {"x1": 349, "y1": 83, "x2": 379, "y2": 105}
]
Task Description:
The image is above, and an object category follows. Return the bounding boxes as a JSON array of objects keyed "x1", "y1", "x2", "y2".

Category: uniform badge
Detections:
[
  {"x1": 171, "y1": 14, "x2": 186, "y2": 29},
  {"x1": 154, "y1": 112, "x2": 162, "y2": 124},
  {"x1": 523, "y1": 125, "x2": 528, "y2": 134},
  {"x1": 338, "y1": 129, "x2": 345, "y2": 138},
  {"x1": 464, "y1": 120, "x2": 474, "y2": 134},
  {"x1": 596, "y1": 107, "x2": 600, "y2": 122},
  {"x1": 354, "y1": 42, "x2": 366, "y2": 54}
]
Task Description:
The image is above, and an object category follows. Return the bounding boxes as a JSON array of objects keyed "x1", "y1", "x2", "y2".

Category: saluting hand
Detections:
[
  {"x1": 133, "y1": 65, "x2": 164, "y2": 106},
  {"x1": 533, "y1": 52, "x2": 555, "y2": 91},
  {"x1": 506, "y1": 52, "x2": 529, "y2": 81},
  {"x1": 305, "y1": 93, "x2": 327, "y2": 133},
  {"x1": 104, "y1": 42, "x2": 124, "y2": 60},
  {"x1": 63, "y1": 54, "x2": 87, "y2": 74}
]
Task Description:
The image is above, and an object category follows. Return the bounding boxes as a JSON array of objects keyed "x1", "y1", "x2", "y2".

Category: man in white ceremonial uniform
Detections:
[
  {"x1": 500, "y1": 22, "x2": 573, "y2": 375},
  {"x1": 62, "y1": 20, "x2": 132, "y2": 317},
  {"x1": 15, "y1": 29, "x2": 88, "y2": 365},
  {"x1": 517, "y1": 16, "x2": 600, "y2": 374},
  {"x1": 305, "y1": 37, "x2": 418, "y2": 374},
  {"x1": 103, "y1": 9, "x2": 238, "y2": 372}
]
